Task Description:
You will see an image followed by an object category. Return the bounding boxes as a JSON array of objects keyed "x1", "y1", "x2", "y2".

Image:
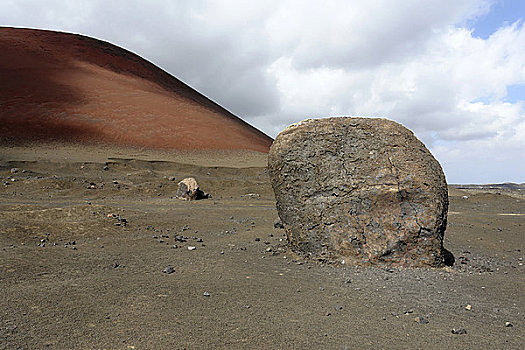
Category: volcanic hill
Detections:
[{"x1": 0, "y1": 27, "x2": 272, "y2": 152}]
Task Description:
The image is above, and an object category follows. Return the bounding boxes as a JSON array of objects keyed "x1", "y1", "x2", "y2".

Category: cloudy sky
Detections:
[{"x1": 2, "y1": 0, "x2": 525, "y2": 183}]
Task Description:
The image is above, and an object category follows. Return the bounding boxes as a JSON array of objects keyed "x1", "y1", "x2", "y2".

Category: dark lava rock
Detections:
[
  {"x1": 268, "y1": 117, "x2": 449, "y2": 267},
  {"x1": 414, "y1": 316, "x2": 429, "y2": 324},
  {"x1": 175, "y1": 177, "x2": 211, "y2": 200},
  {"x1": 273, "y1": 219, "x2": 285, "y2": 229},
  {"x1": 451, "y1": 328, "x2": 467, "y2": 335},
  {"x1": 162, "y1": 266, "x2": 175, "y2": 274}
]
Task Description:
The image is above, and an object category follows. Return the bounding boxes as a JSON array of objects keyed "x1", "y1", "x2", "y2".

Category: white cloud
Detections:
[{"x1": 1, "y1": 0, "x2": 524, "y2": 183}]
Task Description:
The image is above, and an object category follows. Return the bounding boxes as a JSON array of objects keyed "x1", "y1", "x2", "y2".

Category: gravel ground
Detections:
[{"x1": 1, "y1": 148, "x2": 523, "y2": 349}]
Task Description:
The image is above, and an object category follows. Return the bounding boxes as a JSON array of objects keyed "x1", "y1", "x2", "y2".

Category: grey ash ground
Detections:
[{"x1": 1, "y1": 147, "x2": 523, "y2": 349}]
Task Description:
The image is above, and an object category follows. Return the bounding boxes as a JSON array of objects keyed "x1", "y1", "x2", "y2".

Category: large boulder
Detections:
[
  {"x1": 268, "y1": 117, "x2": 450, "y2": 267},
  {"x1": 175, "y1": 177, "x2": 210, "y2": 200}
]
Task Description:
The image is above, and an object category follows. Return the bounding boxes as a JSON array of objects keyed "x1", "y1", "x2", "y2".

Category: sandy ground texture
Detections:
[{"x1": 1, "y1": 145, "x2": 524, "y2": 349}]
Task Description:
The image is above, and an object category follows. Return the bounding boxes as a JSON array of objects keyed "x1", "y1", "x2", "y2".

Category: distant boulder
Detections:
[
  {"x1": 175, "y1": 177, "x2": 210, "y2": 200},
  {"x1": 268, "y1": 117, "x2": 450, "y2": 267}
]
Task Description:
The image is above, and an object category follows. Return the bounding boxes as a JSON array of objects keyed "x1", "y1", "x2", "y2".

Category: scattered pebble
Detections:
[
  {"x1": 451, "y1": 328, "x2": 467, "y2": 335},
  {"x1": 203, "y1": 291, "x2": 210, "y2": 297},
  {"x1": 162, "y1": 266, "x2": 174, "y2": 274},
  {"x1": 188, "y1": 246, "x2": 196, "y2": 251},
  {"x1": 505, "y1": 322, "x2": 513, "y2": 327},
  {"x1": 465, "y1": 304, "x2": 472, "y2": 311},
  {"x1": 414, "y1": 316, "x2": 429, "y2": 324}
]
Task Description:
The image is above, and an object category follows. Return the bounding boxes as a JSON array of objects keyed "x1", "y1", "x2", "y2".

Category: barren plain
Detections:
[{"x1": 1, "y1": 145, "x2": 523, "y2": 349}]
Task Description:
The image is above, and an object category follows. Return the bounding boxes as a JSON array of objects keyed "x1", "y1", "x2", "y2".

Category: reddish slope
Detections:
[{"x1": 0, "y1": 27, "x2": 273, "y2": 152}]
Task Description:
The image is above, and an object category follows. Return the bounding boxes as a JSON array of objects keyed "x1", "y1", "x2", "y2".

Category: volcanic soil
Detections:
[
  {"x1": 0, "y1": 145, "x2": 523, "y2": 349},
  {"x1": 0, "y1": 27, "x2": 272, "y2": 152}
]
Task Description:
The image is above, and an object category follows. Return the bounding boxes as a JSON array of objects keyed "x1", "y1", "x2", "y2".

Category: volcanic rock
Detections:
[
  {"x1": 268, "y1": 117, "x2": 449, "y2": 267},
  {"x1": 175, "y1": 178, "x2": 210, "y2": 200}
]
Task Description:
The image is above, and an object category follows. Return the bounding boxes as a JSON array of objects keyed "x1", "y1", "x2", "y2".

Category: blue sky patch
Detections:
[
  {"x1": 470, "y1": 0, "x2": 524, "y2": 39},
  {"x1": 505, "y1": 83, "x2": 525, "y2": 103}
]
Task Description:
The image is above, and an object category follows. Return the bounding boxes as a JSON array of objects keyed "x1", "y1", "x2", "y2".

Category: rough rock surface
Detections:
[
  {"x1": 268, "y1": 117, "x2": 449, "y2": 267},
  {"x1": 176, "y1": 177, "x2": 210, "y2": 200}
]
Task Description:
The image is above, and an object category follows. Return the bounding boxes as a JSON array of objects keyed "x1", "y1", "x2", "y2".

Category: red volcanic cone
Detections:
[{"x1": 0, "y1": 27, "x2": 273, "y2": 152}]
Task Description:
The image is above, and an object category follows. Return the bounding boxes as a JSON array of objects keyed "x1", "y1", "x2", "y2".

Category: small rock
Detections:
[
  {"x1": 203, "y1": 291, "x2": 210, "y2": 297},
  {"x1": 505, "y1": 322, "x2": 513, "y2": 327},
  {"x1": 10, "y1": 168, "x2": 19, "y2": 174},
  {"x1": 273, "y1": 219, "x2": 285, "y2": 229},
  {"x1": 266, "y1": 247, "x2": 273, "y2": 252},
  {"x1": 188, "y1": 246, "x2": 196, "y2": 251},
  {"x1": 334, "y1": 305, "x2": 343, "y2": 311},
  {"x1": 176, "y1": 177, "x2": 211, "y2": 200},
  {"x1": 162, "y1": 266, "x2": 175, "y2": 274},
  {"x1": 414, "y1": 316, "x2": 429, "y2": 324},
  {"x1": 451, "y1": 328, "x2": 467, "y2": 335},
  {"x1": 465, "y1": 304, "x2": 472, "y2": 311}
]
